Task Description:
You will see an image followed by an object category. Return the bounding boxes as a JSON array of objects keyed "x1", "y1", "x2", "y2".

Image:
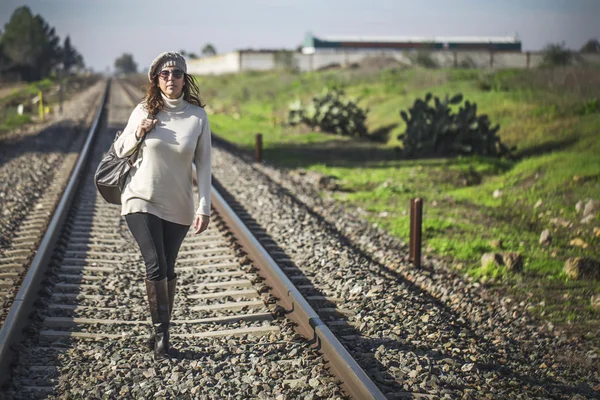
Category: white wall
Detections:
[
  {"x1": 187, "y1": 52, "x2": 240, "y2": 75},
  {"x1": 240, "y1": 53, "x2": 276, "y2": 71},
  {"x1": 187, "y1": 50, "x2": 600, "y2": 75}
]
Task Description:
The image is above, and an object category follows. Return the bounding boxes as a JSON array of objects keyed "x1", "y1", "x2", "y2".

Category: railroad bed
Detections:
[
  {"x1": 0, "y1": 81, "x2": 106, "y2": 326},
  {"x1": 0, "y1": 80, "x2": 385, "y2": 399},
  {"x1": 1, "y1": 77, "x2": 597, "y2": 399}
]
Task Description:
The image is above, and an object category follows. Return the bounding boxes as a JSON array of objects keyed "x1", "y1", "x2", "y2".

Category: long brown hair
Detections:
[{"x1": 143, "y1": 74, "x2": 205, "y2": 116}]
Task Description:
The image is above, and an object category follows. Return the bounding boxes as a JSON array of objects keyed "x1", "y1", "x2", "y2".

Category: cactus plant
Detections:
[
  {"x1": 287, "y1": 87, "x2": 368, "y2": 137},
  {"x1": 398, "y1": 93, "x2": 515, "y2": 158}
]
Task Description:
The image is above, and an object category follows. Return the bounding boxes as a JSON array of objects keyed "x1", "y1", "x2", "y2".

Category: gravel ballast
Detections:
[
  {"x1": 0, "y1": 80, "x2": 105, "y2": 325},
  {"x1": 212, "y1": 144, "x2": 600, "y2": 399},
  {"x1": 1, "y1": 83, "x2": 348, "y2": 400}
]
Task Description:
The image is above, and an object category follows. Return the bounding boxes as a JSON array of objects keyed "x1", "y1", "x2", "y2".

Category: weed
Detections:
[{"x1": 579, "y1": 98, "x2": 599, "y2": 115}]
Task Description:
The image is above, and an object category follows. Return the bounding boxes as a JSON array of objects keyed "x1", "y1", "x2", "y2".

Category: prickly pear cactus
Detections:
[
  {"x1": 287, "y1": 87, "x2": 369, "y2": 137},
  {"x1": 398, "y1": 93, "x2": 515, "y2": 158}
]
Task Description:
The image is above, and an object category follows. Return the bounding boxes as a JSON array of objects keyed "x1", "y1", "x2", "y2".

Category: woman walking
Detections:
[{"x1": 114, "y1": 51, "x2": 212, "y2": 360}]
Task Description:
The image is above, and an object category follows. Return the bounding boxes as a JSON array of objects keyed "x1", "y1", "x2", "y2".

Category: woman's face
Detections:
[{"x1": 157, "y1": 66, "x2": 185, "y2": 99}]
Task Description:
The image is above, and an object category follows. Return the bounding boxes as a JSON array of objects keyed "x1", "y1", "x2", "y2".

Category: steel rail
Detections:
[
  {"x1": 0, "y1": 79, "x2": 111, "y2": 384},
  {"x1": 211, "y1": 185, "x2": 386, "y2": 400}
]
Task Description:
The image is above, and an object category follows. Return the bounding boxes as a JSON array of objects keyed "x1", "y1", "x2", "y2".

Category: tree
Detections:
[
  {"x1": 580, "y1": 39, "x2": 600, "y2": 53},
  {"x1": 62, "y1": 36, "x2": 80, "y2": 72},
  {"x1": 73, "y1": 52, "x2": 85, "y2": 71},
  {"x1": 0, "y1": 7, "x2": 64, "y2": 81},
  {"x1": 541, "y1": 42, "x2": 573, "y2": 66},
  {"x1": 202, "y1": 44, "x2": 216, "y2": 57},
  {"x1": 0, "y1": 36, "x2": 8, "y2": 74},
  {"x1": 114, "y1": 53, "x2": 137, "y2": 74},
  {"x1": 36, "y1": 14, "x2": 62, "y2": 77},
  {"x1": 187, "y1": 52, "x2": 198, "y2": 59},
  {"x1": 0, "y1": 6, "x2": 54, "y2": 80}
]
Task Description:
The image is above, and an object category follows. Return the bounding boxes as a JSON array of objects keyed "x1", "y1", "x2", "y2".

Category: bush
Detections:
[
  {"x1": 273, "y1": 50, "x2": 299, "y2": 72},
  {"x1": 458, "y1": 56, "x2": 477, "y2": 69},
  {"x1": 1, "y1": 113, "x2": 31, "y2": 131},
  {"x1": 579, "y1": 98, "x2": 599, "y2": 115},
  {"x1": 477, "y1": 74, "x2": 509, "y2": 92},
  {"x1": 541, "y1": 42, "x2": 573, "y2": 67},
  {"x1": 287, "y1": 87, "x2": 368, "y2": 137},
  {"x1": 414, "y1": 50, "x2": 438, "y2": 69},
  {"x1": 397, "y1": 93, "x2": 515, "y2": 158},
  {"x1": 476, "y1": 69, "x2": 523, "y2": 92}
]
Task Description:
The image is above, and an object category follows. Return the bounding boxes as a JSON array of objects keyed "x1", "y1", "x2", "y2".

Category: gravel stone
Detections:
[
  {"x1": 209, "y1": 143, "x2": 600, "y2": 398},
  {"x1": 0, "y1": 83, "x2": 348, "y2": 400}
]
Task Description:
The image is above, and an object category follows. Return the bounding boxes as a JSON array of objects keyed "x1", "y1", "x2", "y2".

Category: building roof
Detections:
[
  {"x1": 318, "y1": 35, "x2": 520, "y2": 44},
  {"x1": 302, "y1": 33, "x2": 522, "y2": 54}
]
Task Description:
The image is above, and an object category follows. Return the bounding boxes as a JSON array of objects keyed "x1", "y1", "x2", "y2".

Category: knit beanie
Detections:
[{"x1": 148, "y1": 51, "x2": 187, "y2": 81}]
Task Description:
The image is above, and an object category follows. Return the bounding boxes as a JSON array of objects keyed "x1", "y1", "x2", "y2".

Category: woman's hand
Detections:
[
  {"x1": 194, "y1": 214, "x2": 210, "y2": 234},
  {"x1": 136, "y1": 118, "x2": 157, "y2": 139}
]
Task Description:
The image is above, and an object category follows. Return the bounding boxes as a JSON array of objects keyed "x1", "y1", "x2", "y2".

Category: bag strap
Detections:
[{"x1": 127, "y1": 111, "x2": 156, "y2": 167}]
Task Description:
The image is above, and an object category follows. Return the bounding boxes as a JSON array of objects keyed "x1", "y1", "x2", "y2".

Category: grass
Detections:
[
  {"x1": 0, "y1": 75, "x2": 99, "y2": 135},
  {"x1": 192, "y1": 65, "x2": 600, "y2": 343},
  {"x1": 0, "y1": 113, "x2": 32, "y2": 132}
]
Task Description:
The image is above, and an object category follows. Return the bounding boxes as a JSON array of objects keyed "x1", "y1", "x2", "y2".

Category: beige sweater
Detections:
[{"x1": 114, "y1": 93, "x2": 212, "y2": 225}]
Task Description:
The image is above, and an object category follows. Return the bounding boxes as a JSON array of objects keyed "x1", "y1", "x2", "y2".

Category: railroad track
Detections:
[
  {"x1": 0, "y1": 79, "x2": 386, "y2": 399},
  {"x1": 0, "y1": 83, "x2": 105, "y2": 327}
]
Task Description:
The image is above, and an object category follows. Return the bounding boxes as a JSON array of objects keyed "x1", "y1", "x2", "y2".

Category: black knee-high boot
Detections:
[
  {"x1": 145, "y1": 275, "x2": 177, "y2": 351},
  {"x1": 167, "y1": 274, "x2": 177, "y2": 319},
  {"x1": 145, "y1": 278, "x2": 170, "y2": 360}
]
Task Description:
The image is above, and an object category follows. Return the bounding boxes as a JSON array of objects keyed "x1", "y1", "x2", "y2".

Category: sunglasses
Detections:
[{"x1": 158, "y1": 69, "x2": 184, "y2": 79}]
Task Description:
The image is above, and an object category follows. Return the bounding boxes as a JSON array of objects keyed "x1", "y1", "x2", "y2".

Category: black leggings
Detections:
[{"x1": 125, "y1": 212, "x2": 190, "y2": 281}]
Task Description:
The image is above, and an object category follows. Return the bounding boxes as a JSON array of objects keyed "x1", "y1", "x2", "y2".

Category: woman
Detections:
[{"x1": 114, "y1": 51, "x2": 212, "y2": 360}]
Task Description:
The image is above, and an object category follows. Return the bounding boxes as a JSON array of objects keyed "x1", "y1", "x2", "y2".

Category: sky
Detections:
[{"x1": 1, "y1": 0, "x2": 599, "y2": 73}]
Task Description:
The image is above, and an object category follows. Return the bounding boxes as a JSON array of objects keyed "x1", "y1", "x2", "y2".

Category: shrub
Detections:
[
  {"x1": 287, "y1": 87, "x2": 368, "y2": 137},
  {"x1": 273, "y1": 50, "x2": 299, "y2": 72},
  {"x1": 458, "y1": 56, "x2": 477, "y2": 69},
  {"x1": 414, "y1": 50, "x2": 438, "y2": 69},
  {"x1": 476, "y1": 69, "x2": 522, "y2": 92},
  {"x1": 477, "y1": 74, "x2": 509, "y2": 92},
  {"x1": 1, "y1": 113, "x2": 31, "y2": 131},
  {"x1": 579, "y1": 98, "x2": 599, "y2": 115},
  {"x1": 397, "y1": 93, "x2": 515, "y2": 158},
  {"x1": 541, "y1": 42, "x2": 573, "y2": 67}
]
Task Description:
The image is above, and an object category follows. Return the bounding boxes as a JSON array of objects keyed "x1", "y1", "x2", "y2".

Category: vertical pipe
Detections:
[
  {"x1": 413, "y1": 198, "x2": 423, "y2": 268},
  {"x1": 255, "y1": 133, "x2": 263, "y2": 162},
  {"x1": 38, "y1": 90, "x2": 44, "y2": 122},
  {"x1": 526, "y1": 52, "x2": 531, "y2": 69},
  {"x1": 409, "y1": 199, "x2": 415, "y2": 262},
  {"x1": 58, "y1": 68, "x2": 63, "y2": 114}
]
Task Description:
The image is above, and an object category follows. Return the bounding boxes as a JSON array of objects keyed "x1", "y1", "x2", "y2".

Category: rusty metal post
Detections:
[
  {"x1": 409, "y1": 198, "x2": 423, "y2": 268},
  {"x1": 409, "y1": 199, "x2": 415, "y2": 262},
  {"x1": 255, "y1": 133, "x2": 262, "y2": 162}
]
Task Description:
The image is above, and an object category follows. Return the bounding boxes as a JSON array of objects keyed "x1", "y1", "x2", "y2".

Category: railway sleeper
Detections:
[
  {"x1": 38, "y1": 322, "x2": 280, "y2": 342},
  {"x1": 42, "y1": 312, "x2": 273, "y2": 329}
]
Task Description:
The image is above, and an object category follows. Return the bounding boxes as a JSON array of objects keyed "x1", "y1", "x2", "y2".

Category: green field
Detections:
[{"x1": 195, "y1": 65, "x2": 600, "y2": 341}]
